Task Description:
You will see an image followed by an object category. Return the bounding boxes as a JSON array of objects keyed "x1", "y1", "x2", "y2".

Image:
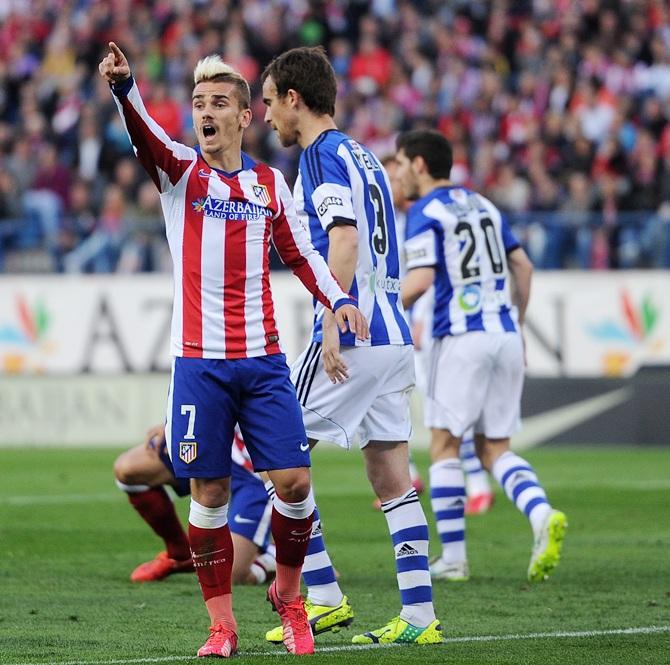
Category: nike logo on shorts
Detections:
[
  {"x1": 234, "y1": 514, "x2": 255, "y2": 524},
  {"x1": 299, "y1": 442, "x2": 310, "y2": 452}
]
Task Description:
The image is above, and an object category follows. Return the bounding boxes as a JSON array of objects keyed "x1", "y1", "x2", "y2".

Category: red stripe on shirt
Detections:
[
  {"x1": 272, "y1": 203, "x2": 331, "y2": 309},
  {"x1": 182, "y1": 167, "x2": 204, "y2": 356},
  {"x1": 223, "y1": 174, "x2": 248, "y2": 358},
  {"x1": 255, "y1": 165, "x2": 281, "y2": 355},
  {"x1": 233, "y1": 430, "x2": 255, "y2": 473},
  {"x1": 119, "y1": 96, "x2": 191, "y2": 190}
]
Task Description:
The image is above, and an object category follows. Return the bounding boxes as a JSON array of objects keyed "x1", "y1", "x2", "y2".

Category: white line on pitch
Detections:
[
  {"x1": 4, "y1": 625, "x2": 669, "y2": 665},
  {"x1": 0, "y1": 493, "x2": 118, "y2": 506},
  {"x1": 4, "y1": 477, "x2": 670, "y2": 507}
]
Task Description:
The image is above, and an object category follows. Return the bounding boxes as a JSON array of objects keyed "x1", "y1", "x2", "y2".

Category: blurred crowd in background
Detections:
[{"x1": 1, "y1": 0, "x2": 670, "y2": 273}]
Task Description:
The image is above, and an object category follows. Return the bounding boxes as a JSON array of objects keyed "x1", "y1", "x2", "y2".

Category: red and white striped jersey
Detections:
[{"x1": 111, "y1": 78, "x2": 351, "y2": 359}]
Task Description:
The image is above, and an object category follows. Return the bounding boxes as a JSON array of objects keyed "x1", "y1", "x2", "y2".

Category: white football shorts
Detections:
[
  {"x1": 291, "y1": 343, "x2": 415, "y2": 449},
  {"x1": 425, "y1": 331, "x2": 524, "y2": 439}
]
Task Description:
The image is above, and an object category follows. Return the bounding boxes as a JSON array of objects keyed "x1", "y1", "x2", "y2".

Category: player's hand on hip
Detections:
[
  {"x1": 322, "y1": 323, "x2": 348, "y2": 384},
  {"x1": 99, "y1": 42, "x2": 131, "y2": 84},
  {"x1": 334, "y1": 304, "x2": 369, "y2": 341}
]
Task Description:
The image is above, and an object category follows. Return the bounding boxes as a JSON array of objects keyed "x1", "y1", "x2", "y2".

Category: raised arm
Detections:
[{"x1": 99, "y1": 42, "x2": 194, "y2": 193}]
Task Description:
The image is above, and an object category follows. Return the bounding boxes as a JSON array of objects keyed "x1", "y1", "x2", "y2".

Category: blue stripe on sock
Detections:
[
  {"x1": 440, "y1": 529, "x2": 465, "y2": 544},
  {"x1": 501, "y1": 464, "x2": 533, "y2": 487},
  {"x1": 306, "y1": 537, "x2": 325, "y2": 556},
  {"x1": 400, "y1": 585, "x2": 433, "y2": 605},
  {"x1": 524, "y1": 496, "x2": 549, "y2": 517},
  {"x1": 391, "y1": 525, "x2": 430, "y2": 547},
  {"x1": 430, "y1": 487, "x2": 466, "y2": 499},
  {"x1": 435, "y1": 508, "x2": 464, "y2": 521},
  {"x1": 512, "y1": 480, "x2": 538, "y2": 503},
  {"x1": 395, "y1": 555, "x2": 429, "y2": 574},
  {"x1": 302, "y1": 566, "x2": 337, "y2": 586}
]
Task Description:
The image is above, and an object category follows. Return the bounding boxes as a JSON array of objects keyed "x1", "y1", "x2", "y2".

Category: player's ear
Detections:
[
  {"x1": 412, "y1": 155, "x2": 427, "y2": 176},
  {"x1": 286, "y1": 88, "x2": 301, "y2": 108},
  {"x1": 240, "y1": 107, "x2": 252, "y2": 129}
]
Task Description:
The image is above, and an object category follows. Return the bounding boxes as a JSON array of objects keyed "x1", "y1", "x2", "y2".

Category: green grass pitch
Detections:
[{"x1": 1, "y1": 445, "x2": 669, "y2": 664}]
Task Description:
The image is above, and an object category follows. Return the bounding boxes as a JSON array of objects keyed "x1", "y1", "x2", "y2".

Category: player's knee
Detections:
[
  {"x1": 113, "y1": 452, "x2": 135, "y2": 484},
  {"x1": 191, "y1": 479, "x2": 230, "y2": 507},
  {"x1": 274, "y1": 472, "x2": 311, "y2": 503}
]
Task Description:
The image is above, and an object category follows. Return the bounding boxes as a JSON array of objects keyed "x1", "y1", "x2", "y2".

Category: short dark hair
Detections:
[
  {"x1": 396, "y1": 130, "x2": 453, "y2": 179},
  {"x1": 261, "y1": 47, "x2": 336, "y2": 117}
]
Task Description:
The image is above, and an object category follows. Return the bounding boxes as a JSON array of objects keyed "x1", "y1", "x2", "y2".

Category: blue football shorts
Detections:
[
  {"x1": 166, "y1": 354, "x2": 310, "y2": 479},
  {"x1": 228, "y1": 462, "x2": 272, "y2": 548}
]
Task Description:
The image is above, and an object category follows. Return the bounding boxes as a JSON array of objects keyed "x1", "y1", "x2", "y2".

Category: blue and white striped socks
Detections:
[
  {"x1": 381, "y1": 487, "x2": 435, "y2": 627},
  {"x1": 460, "y1": 435, "x2": 491, "y2": 497},
  {"x1": 429, "y1": 458, "x2": 467, "y2": 563},
  {"x1": 492, "y1": 451, "x2": 552, "y2": 538},
  {"x1": 301, "y1": 507, "x2": 343, "y2": 606}
]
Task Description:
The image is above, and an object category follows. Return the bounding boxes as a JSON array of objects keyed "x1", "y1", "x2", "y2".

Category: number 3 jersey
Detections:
[
  {"x1": 404, "y1": 186, "x2": 521, "y2": 338},
  {"x1": 293, "y1": 129, "x2": 412, "y2": 347}
]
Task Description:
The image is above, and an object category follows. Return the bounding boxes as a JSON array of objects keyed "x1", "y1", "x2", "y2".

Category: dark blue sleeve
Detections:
[
  {"x1": 308, "y1": 139, "x2": 350, "y2": 188},
  {"x1": 501, "y1": 214, "x2": 520, "y2": 253}
]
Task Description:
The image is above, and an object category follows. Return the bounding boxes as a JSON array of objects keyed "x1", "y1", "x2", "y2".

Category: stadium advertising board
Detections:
[
  {"x1": 0, "y1": 272, "x2": 667, "y2": 446},
  {"x1": 0, "y1": 272, "x2": 667, "y2": 377}
]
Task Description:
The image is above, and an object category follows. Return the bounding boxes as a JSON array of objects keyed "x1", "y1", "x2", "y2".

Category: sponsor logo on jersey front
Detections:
[
  {"x1": 191, "y1": 196, "x2": 272, "y2": 222},
  {"x1": 458, "y1": 284, "x2": 482, "y2": 312},
  {"x1": 368, "y1": 269, "x2": 401, "y2": 294},
  {"x1": 179, "y1": 441, "x2": 198, "y2": 464}
]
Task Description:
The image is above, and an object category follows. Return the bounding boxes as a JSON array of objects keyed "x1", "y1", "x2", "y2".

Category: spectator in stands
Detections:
[
  {"x1": 21, "y1": 142, "x2": 70, "y2": 262},
  {"x1": 1, "y1": 1, "x2": 670, "y2": 272},
  {"x1": 64, "y1": 183, "x2": 125, "y2": 273}
]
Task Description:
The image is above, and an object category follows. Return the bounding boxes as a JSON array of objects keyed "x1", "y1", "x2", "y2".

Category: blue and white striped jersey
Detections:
[
  {"x1": 404, "y1": 186, "x2": 521, "y2": 338},
  {"x1": 294, "y1": 129, "x2": 412, "y2": 347}
]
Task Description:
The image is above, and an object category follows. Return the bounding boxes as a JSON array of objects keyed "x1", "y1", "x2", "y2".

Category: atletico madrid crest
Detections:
[
  {"x1": 252, "y1": 184, "x2": 271, "y2": 206},
  {"x1": 179, "y1": 441, "x2": 197, "y2": 464}
]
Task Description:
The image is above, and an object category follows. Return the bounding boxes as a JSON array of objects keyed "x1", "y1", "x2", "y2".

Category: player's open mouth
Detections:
[{"x1": 203, "y1": 124, "x2": 216, "y2": 138}]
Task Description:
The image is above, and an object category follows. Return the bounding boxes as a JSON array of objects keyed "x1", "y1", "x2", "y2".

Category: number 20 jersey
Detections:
[
  {"x1": 404, "y1": 186, "x2": 521, "y2": 338},
  {"x1": 293, "y1": 129, "x2": 412, "y2": 347}
]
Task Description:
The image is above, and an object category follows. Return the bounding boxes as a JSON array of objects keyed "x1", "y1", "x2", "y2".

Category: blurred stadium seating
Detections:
[{"x1": 1, "y1": 0, "x2": 670, "y2": 271}]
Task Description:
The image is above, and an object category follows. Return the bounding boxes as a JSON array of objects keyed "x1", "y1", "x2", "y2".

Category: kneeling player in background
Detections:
[{"x1": 114, "y1": 425, "x2": 276, "y2": 586}]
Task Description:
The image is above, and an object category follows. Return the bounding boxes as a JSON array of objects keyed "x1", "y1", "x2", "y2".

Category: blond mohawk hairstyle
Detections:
[{"x1": 193, "y1": 55, "x2": 251, "y2": 109}]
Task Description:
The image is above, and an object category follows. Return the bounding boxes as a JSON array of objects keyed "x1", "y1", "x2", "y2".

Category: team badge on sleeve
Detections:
[{"x1": 179, "y1": 441, "x2": 198, "y2": 464}]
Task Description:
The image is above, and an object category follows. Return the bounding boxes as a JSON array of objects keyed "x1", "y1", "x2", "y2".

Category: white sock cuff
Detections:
[
  {"x1": 380, "y1": 486, "x2": 416, "y2": 511},
  {"x1": 189, "y1": 499, "x2": 228, "y2": 529},
  {"x1": 249, "y1": 562, "x2": 266, "y2": 585},
  {"x1": 491, "y1": 450, "x2": 517, "y2": 483},
  {"x1": 429, "y1": 457, "x2": 462, "y2": 474},
  {"x1": 273, "y1": 489, "x2": 315, "y2": 519},
  {"x1": 115, "y1": 479, "x2": 151, "y2": 494}
]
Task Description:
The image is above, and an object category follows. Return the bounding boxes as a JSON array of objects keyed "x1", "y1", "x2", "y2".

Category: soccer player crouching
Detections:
[
  {"x1": 99, "y1": 42, "x2": 368, "y2": 658},
  {"x1": 114, "y1": 425, "x2": 276, "y2": 586}
]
